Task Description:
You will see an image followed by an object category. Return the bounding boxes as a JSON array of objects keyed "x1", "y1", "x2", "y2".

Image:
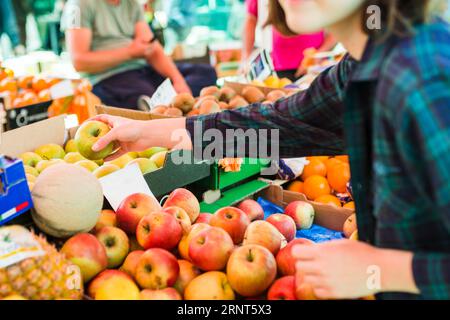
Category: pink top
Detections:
[{"x1": 247, "y1": 0, "x2": 325, "y2": 71}]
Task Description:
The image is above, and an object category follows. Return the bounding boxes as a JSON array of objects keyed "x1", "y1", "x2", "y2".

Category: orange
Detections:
[
  {"x1": 314, "y1": 195, "x2": 342, "y2": 207},
  {"x1": 32, "y1": 77, "x2": 50, "y2": 92},
  {"x1": 37, "y1": 89, "x2": 51, "y2": 102},
  {"x1": 303, "y1": 175, "x2": 331, "y2": 200},
  {"x1": 0, "y1": 78, "x2": 17, "y2": 93},
  {"x1": 17, "y1": 75, "x2": 33, "y2": 90},
  {"x1": 13, "y1": 97, "x2": 24, "y2": 108},
  {"x1": 21, "y1": 91, "x2": 38, "y2": 106},
  {"x1": 327, "y1": 162, "x2": 351, "y2": 193},
  {"x1": 325, "y1": 158, "x2": 342, "y2": 172},
  {"x1": 301, "y1": 159, "x2": 327, "y2": 181},
  {"x1": 335, "y1": 155, "x2": 349, "y2": 163},
  {"x1": 307, "y1": 156, "x2": 329, "y2": 164},
  {"x1": 343, "y1": 201, "x2": 355, "y2": 210},
  {"x1": 287, "y1": 181, "x2": 304, "y2": 194}
]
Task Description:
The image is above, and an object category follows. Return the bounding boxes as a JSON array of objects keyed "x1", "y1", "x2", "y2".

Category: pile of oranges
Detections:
[
  {"x1": 286, "y1": 155, "x2": 354, "y2": 209},
  {"x1": 0, "y1": 66, "x2": 60, "y2": 108}
]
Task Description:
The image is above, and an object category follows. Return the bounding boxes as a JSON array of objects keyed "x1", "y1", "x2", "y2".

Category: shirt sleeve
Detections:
[
  {"x1": 246, "y1": 0, "x2": 258, "y2": 18},
  {"x1": 186, "y1": 55, "x2": 356, "y2": 160},
  {"x1": 397, "y1": 73, "x2": 450, "y2": 299},
  {"x1": 132, "y1": 0, "x2": 147, "y2": 23},
  {"x1": 62, "y1": 0, "x2": 94, "y2": 30}
]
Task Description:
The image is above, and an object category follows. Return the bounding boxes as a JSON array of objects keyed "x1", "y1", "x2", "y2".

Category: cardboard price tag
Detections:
[
  {"x1": 246, "y1": 49, "x2": 275, "y2": 82},
  {"x1": 99, "y1": 163, "x2": 161, "y2": 211},
  {"x1": 49, "y1": 80, "x2": 75, "y2": 100},
  {"x1": 148, "y1": 78, "x2": 177, "y2": 110}
]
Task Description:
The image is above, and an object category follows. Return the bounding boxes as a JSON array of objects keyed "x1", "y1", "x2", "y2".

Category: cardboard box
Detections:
[
  {"x1": 95, "y1": 105, "x2": 175, "y2": 121},
  {"x1": 256, "y1": 185, "x2": 353, "y2": 231}
]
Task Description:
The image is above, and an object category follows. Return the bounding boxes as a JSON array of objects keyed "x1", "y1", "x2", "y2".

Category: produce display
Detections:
[
  {"x1": 150, "y1": 84, "x2": 294, "y2": 118},
  {"x1": 286, "y1": 156, "x2": 353, "y2": 208}
]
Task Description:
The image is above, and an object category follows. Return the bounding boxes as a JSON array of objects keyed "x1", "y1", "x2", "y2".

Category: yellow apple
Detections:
[
  {"x1": 93, "y1": 164, "x2": 121, "y2": 179},
  {"x1": 126, "y1": 158, "x2": 158, "y2": 174},
  {"x1": 64, "y1": 152, "x2": 86, "y2": 164},
  {"x1": 106, "y1": 153, "x2": 135, "y2": 169},
  {"x1": 138, "y1": 147, "x2": 168, "y2": 159},
  {"x1": 65, "y1": 139, "x2": 78, "y2": 153},
  {"x1": 36, "y1": 159, "x2": 64, "y2": 173},
  {"x1": 76, "y1": 160, "x2": 100, "y2": 172},
  {"x1": 20, "y1": 152, "x2": 43, "y2": 167},
  {"x1": 35, "y1": 143, "x2": 66, "y2": 160},
  {"x1": 150, "y1": 151, "x2": 168, "y2": 168},
  {"x1": 24, "y1": 165, "x2": 39, "y2": 177}
]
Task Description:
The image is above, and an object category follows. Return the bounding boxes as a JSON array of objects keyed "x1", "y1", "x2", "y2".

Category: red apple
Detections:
[
  {"x1": 284, "y1": 201, "x2": 315, "y2": 230},
  {"x1": 94, "y1": 209, "x2": 117, "y2": 233},
  {"x1": 135, "y1": 248, "x2": 179, "y2": 289},
  {"x1": 96, "y1": 226, "x2": 130, "y2": 268},
  {"x1": 61, "y1": 233, "x2": 108, "y2": 283},
  {"x1": 195, "y1": 213, "x2": 212, "y2": 224},
  {"x1": 266, "y1": 214, "x2": 296, "y2": 242},
  {"x1": 136, "y1": 211, "x2": 183, "y2": 250},
  {"x1": 267, "y1": 276, "x2": 296, "y2": 300},
  {"x1": 237, "y1": 199, "x2": 264, "y2": 221},
  {"x1": 226, "y1": 244, "x2": 277, "y2": 297},
  {"x1": 276, "y1": 238, "x2": 314, "y2": 276},
  {"x1": 184, "y1": 271, "x2": 235, "y2": 300},
  {"x1": 87, "y1": 270, "x2": 133, "y2": 298},
  {"x1": 243, "y1": 221, "x2": 285, "y2": 255},
  {"x1": 178, "y1": 223, "x2": 210, "y2": 260},
  {"x1": 210, "y1": 207, "x2": 250, "y2": 244},
  {"x1": 120, "y1": 250, "x2": 145, "y2": 279},
  {"x1": 163, "y1": 206, "x2": 192, "y2": 234},
  {"x1": 163, "y1": 188, "x2": 200, "y2": 223},
  {"x1": 188, "y1": 226, "x2": 234, "y2": 271},
  {"x1": 116, "y1": 193, "x2": 161, "y2": 234},
  {"x1": 140, "y1": 288, "x2": 182, "y2": 300},
  {"x1": 173, "y1": 260, "x2": 201, "y2": 295}
]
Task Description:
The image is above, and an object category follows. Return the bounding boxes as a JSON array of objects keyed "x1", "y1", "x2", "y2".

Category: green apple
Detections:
[
  {"x1": 138, "y1": 147, "x2": 168, "y2": 159},
  {"x1": 36, "y1": 159, "x2": 64, "y2": 173},
  {"x1": 64, "y1": 152, "x2": 86, "y2": 164},
  {"x1": 75, "y1": 121, "x2": 115, "y2": 161},
  {"x1": 20, "y1": 152, "x2": 43, "y2": 167},
  {"x1": 94, "y1": 159, "x2": 105, "y2": 166},
  {"x1": 126, "y1": 158, "x2": 159, "y2": 174},
  {"x1": 65, "y1": 139, "x2": 78, "y2": 153},
  {"x1": 76, "y1": 160, "x2": 100, "y2": 172},
  {"x1": 93, "y1": 164, "x2": 121, "y2": 179},
  {"x1": 150, "y1": 151, "x2": 168, "y2": 168},
  {"x1": 24, "y1": 165, "x2": 39, "y2": 177},
  {"x1": 106, "y1": 154, "x2": 134, "y2": 169},
  {"x1": 35, "y1": 144, "x2": 66, "y2": 160}
]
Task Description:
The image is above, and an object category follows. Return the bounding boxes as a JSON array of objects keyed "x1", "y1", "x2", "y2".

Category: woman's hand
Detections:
[
  {"x1": 172, "y1": 78, "x2": 192, "y2": 95},
  {"x1": 91, "y1": 115, "x2": 153, "y2": 160},
  {"x1": 293, "y1": 240, "x2": 383, "y2": 299}
]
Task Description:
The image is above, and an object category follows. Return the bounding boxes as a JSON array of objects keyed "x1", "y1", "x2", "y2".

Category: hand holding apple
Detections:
[{"x1": 75, "y1": 120, "x2": 115, "y2": 160}]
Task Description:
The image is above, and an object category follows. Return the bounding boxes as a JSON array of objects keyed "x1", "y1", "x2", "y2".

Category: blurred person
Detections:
[
  {"x1": 62, "y1": 0, "x2": 217, "y2": 109},
  {"x1": 0, "y1": 0, "x2": 26, "y2": 55},
  {"x1": 243, "y1": 0, "x2": 336, "y2": 80},
  {"x1": 90, "y1": 0, "x2": 450, "y2": 300},
  {"x1": 12, "y1": 0, "x2": 33, "y2": 49}
]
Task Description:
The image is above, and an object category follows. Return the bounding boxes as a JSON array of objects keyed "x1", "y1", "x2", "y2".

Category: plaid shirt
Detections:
[{"x1": 187, "y1": 19, "x2": 450, "y2": 299}]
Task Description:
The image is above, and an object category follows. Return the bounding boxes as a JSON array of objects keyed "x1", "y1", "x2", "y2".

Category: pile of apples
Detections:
[
  {"x1": 151, "y1": 85, "x2": 294, "y2": 118},
  {"x1": 59, "y1": 188, "x2": 322, "y2": 300}
]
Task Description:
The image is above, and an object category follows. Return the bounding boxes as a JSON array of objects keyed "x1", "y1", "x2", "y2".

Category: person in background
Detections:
[
  {"x1": 0, "y1": 0, "x2": 26, "y2": 56},
  {"x1": 243, "y1": 0, "x2": 336, "y2": 81},
  {"x1": 62, "y1": 0, "x2": 217, "y2": 109}
]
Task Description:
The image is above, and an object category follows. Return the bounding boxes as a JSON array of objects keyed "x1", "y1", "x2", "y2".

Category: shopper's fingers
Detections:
[
  {"x1": 302, "y1": 275, "x2": 323, "y2": 287},
  {"x1": 296, "y1": 261, "x2": 322, "y2": 276},
  {"x1": 92, "y1": 129, "x2": 118, "y2": 152},
  {"x1": 313, "y1": 287, "x2": 333, "y2": 299},
  {"x1": 90, "y1": 114, "x2": 118, "y2": 127},
  {"x1": 292, "y1": 244, "x2": 317, "y2": 261}
]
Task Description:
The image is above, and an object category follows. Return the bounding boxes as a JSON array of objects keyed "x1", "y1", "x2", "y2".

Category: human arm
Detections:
[
  {"x1": 134, "y1": 21, "x2": 191, "y2": 94},
  {"x1": 65, "y1": 28, "x2": 151, "y2": 74}
]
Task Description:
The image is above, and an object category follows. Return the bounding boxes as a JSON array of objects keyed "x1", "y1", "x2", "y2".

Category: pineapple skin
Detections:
[{"x1": 0, "y1": 232, "x2": 84, "y2": 300}]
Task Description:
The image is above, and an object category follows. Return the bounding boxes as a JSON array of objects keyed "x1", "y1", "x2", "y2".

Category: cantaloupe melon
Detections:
[{"x1": 31, "y1": 163, "x2": 103, "y2": 238}]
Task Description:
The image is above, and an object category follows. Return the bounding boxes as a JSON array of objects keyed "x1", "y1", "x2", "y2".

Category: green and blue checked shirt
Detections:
[{"x1": 187, "y1": 19, "x2": 450, "y2": 299}]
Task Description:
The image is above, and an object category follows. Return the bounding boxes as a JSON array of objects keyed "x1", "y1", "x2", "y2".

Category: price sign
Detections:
[{"x1": 148, "y1": 79, "x2": 177, "y2": 110}]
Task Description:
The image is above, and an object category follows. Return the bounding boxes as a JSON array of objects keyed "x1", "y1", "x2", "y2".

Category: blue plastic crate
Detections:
[{"x1": 0, "y1": 156, "x2": 34, "y2": 225}]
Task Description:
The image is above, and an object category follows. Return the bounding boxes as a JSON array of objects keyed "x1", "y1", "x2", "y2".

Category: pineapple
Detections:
[{"x1": 0, "y1": 226, "x2": 83, "y2": 300}]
